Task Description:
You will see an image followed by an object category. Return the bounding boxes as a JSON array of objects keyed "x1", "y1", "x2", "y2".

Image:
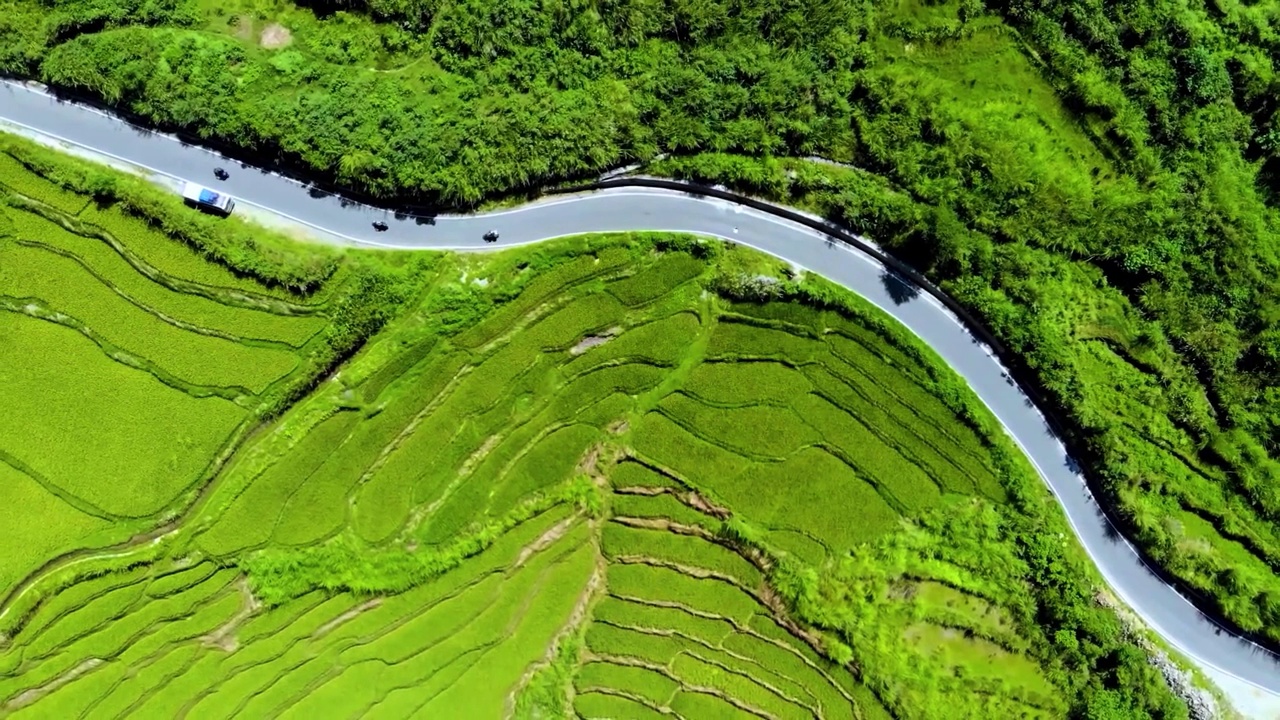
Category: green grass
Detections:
[
  {"x1": 670, "y1": 653, "x2": 812, "y2": 720},
  {"x1": 910, "y1": 581, "x2": 1018, "y2": 643},
  {"x1": 8, "y1": 208, "x2": 325, "y2": 346},
  {"x1": 78, "y1": 204, "x2": 326, "y2": 303},
  {"x1": 4, "y1": 0, "x2": 1270, "y2": 693},
  {"x1": 357, "y1": 336, "x2": 438, "y2": 401},
  {"x1": 307, "y1": 350, "x2": 470, "y2": 544},
  {"x1": 793, "y1": 393, "x2": 943, "y2": 513},
  {"x1": 606, "y1": 252, "x2": 706, "y2": 307},
  {"x1": 352, "y1": 401, "x2": 476, "y2": 543},
  {"x1": 610, "y1": 492, "x2": 717, "y2": 528},
  {"x1": 197, "y1": 410, "x2": 360, "y2": 555},
  {"x1": 602, "y1": 523, "x2": 763, "y2": 589},
  {"x1": 2, "y1": 570, "x2": 238, "y2": 703},
  {"x1": 7, "y1": 602, "x2": 232, "y2": 719},
  {"x1": 487, "y1": 423, "x2": 602, "y2": 516},
  {"x1": 171, "y1": 594, "x2": 367, "y2": 714},
  {"x1": 562, "y1": 312, "x2": 705, "y2": 375},
  {"x1": 631, "y1": 412, "x2": 752, "y2": 486},
  {"x1": 2, "y1": 564, "x2": 153, "y2": 655},
  {"x1": 719, "y1": 631, "x2": 859, "y2": 720},
  {"x1": 0, "y1": 462, "x2": 113, "y2": 595},
  {"x1": 186, "y1": 602, "x2": 381, "y2": 715},
  {"x1": 18, "y1": 578, "x2": 151, "y2": 663},
  {"x1": 705, "y1": 320, "x2": 823, "y2": 364},
  {"x1": 0, "y1": 240, "x2": 301, "y2": 392},
  {"x1": 230, "y1": 591, "x2": 328, "y2": 645},
  {"x1": 83, "y1": 644, "x2": 203, "y2": 719},
  {"x1": 819, "y1": 340, "x2": 1001, "y2": 493},
  {"x1": 259, "y1": 522, "x2": 593, "y2": 717},
  {"x1": 453, "y1": 250, "x2": 630, "y2": 349},
  {"x1": 822, "y1": 322, "x2": 929, "y2": 385},
  {"x1": 727, "y1": 448, "x2": 900, "y2": 558},
  {"x1": 683, "y1": 359, "x2": 814, "y2": 406},
  {"x1": 575, "y1": 660, "x2": 680, "y2": 707},
  {"x1": 407, "y1": 536, "x2": 594, "y2": 716},
  {"x1": 808, "y1": 362, "x2": 981, "y2": 495},
  {"x1": 529, "y1": 292, "x2": 626, "y2": 350},
  {"x1": 593, "y1": 596, "x2": 735, "y2": 648},
  {"x1": 658, "y1": 392, "x2": 819, "y2": 459},
  {"x1": 144, "y1": 561, "x2": 219, "y2": 598},
  {"x1": 670, "y1": 689, "x2": 760, "y2": 719},
  {"x1": 609, "y1": 461, "x2": 687, "y2": 491},
  {"x1": 584, "y1": 622, "x2": 703, "y2": 666},
  {"x1": 606, "y1": 564, "x2": 764, "y2": 627},
  {"x1": 574, "y1": 691, "x2": 669, "y2": 719},
  {"x1": 0, "y1": 311, "x2": 245, "y2": 516},
  {"x1": 556, "y1": 363, "x2": 668, "y2": 413},
  {"x1": 901, "y1": 622, "x2": 1061, "y2": 716},
  {"x1": 0, "y1": 154, "x2": 91, "y2": 215},
  {"x1": 268, "y1": 408, "x2": 414, "y2": 547},
  {"x1": 722, "y1": 301, "x2": 826, "y2": 336},
  {"x1": 589, "y1": 522, "x2": 877, "y2": 720}
]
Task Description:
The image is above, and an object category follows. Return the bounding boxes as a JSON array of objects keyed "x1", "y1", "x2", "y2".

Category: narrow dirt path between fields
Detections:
[
  {"x1": 202, "y1": 578, "x2": 262, "y2": 651},
  {"x1": 6, "y1": 658, "x2": 102, "y2": 710}
]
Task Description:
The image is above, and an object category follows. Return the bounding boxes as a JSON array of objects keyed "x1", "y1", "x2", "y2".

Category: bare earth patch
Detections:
[
  {"x1": 570, "y1": 327, "x2": 622, "y2": 356},
  {"x1": 228, "y1": 15, "x2": 254, "y2": 41},
  {"x1": 505, "y1": 560, "x2": 605, "y2": 716},
  {"x1": 577, "y1": 445, "x2": 602, "y2": 477},
  {"x1": 202, "y1": 578, "x2": 261, "y2": 652},
  {"x1": 7, "y1": 659, "x2": 102, "y2": 710},
  {"x1": 514, "y1": 516, "x2": 577, "y2": 569},
  {"x1": 613, "y1": 485, "x2": 665, "y2": 496},
  {"x1": 260, "y1": 23, "x2": 293, "y2": 49},
  {"x1": 314, "y1": 598, "x2": 383, "y2": 639},
  {"x1": 685, "y1": 490, "x2": 730, "y2": 519}
]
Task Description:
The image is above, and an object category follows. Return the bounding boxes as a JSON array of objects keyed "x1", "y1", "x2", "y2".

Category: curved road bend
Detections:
[{"x1": 3, "y1": 79, "x2": 1280, "y2": 697}]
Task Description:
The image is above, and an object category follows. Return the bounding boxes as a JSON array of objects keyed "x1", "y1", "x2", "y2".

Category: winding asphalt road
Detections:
[{"x1": 3, "y1": 78, "x2": 1280, "y2": 698}]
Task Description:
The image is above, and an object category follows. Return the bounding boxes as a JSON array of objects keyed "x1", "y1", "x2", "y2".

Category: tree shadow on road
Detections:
[{"x1": 880, "y1": 268, "x2": 920, "y2": 305}]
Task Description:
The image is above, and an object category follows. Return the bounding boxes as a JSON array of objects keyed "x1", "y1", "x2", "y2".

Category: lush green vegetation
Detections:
[
  {"x1": 0, "y1": 131, "x2": 412, "y2": 629},
  {"x1": 3, "y1": 0, "x2": 1275, "y2": 656},
  {"x1": 658, "y1": 4, "x2": 1280, "y2": 650},
  {"x1": 0, "y1": 149, "x2": 1192, "y2": 720}
]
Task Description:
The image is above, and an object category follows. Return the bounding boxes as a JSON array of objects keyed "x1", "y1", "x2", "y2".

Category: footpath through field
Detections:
[{"x1": 3, "y1": 78, "x2": 1280, "y2": 710}]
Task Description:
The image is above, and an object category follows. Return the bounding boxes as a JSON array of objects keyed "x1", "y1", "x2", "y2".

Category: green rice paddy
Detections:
[{"x1": 0, "y1": 142, "x2": 1168, "y2": 718}]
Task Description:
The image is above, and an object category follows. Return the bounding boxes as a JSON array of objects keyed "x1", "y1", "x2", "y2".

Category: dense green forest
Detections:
[{"x1": 2, "y1": 0, "x2": 1280, "y2": 688}]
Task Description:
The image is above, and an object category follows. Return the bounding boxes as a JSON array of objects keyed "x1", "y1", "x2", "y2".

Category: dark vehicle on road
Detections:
[
  {"x1": 483, "y1": 230, "x2": 499, "y2": 242},
  {"x1": 213, "y1": 167, "x2": 229, "y2": 181},
  {"x1": 372, "y1": 221, "x2": 388, "y2": 232}
]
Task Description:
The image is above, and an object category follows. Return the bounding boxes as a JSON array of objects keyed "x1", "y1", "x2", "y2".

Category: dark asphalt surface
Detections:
[{"x1": 4, "y1": 78, "x2": 1279, "y2": 695}]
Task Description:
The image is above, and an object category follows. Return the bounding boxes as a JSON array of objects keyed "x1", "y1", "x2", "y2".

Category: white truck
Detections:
[{"x1": 181, "y1": 182, "x2": 235, "y2": 215}]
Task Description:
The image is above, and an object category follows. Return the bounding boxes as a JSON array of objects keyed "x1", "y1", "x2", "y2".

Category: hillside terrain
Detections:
[
  {"x1": 0, "y1": 137, "x2": 1193, "y2": 717},
  {"x1": 1, "y1": 0, "x2": 1278, "y2": 653}
]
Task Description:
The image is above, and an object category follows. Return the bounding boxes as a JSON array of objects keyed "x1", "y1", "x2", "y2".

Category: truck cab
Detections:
[{"x1": 181, "y1": 182, "x2": 235, "y2": 215}]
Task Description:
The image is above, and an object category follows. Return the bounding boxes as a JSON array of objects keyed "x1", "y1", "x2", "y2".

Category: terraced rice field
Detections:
[
  {"x1": 0, "y1": 147, "x2": 340, "y2": 631},
  {"x1": 1, "y1": 148, "x2": 1139, "y2": 718}
]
